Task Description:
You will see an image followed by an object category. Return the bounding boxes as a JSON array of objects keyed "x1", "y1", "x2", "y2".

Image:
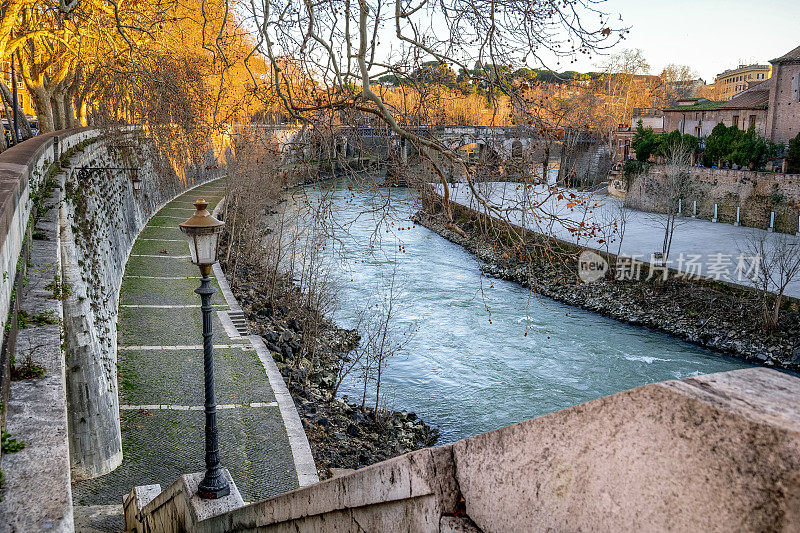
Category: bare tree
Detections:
[
  {"x1": 741, "y1": 232, "x2": 800, "y2": 333},
  {"x1": 349, "y1": 266, "x2": 416, "y2": 423},
  {"x1": 589, "y1": 200, "x2": 627, "y2": 278},
  {"x1": 626, "y1": 142, "x2": 695, "y2": 262},
  {"x1": 237, "y1": 0, "x2": 625, "y2": 236},
  {"x1": 597, "y1": 48, "x2": 653, "y2": 137}
]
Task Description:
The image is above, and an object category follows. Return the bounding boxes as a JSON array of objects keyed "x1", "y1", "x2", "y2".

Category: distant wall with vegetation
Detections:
[{"x1": 627, "y1": 165, "x2": 800, "y2": 233}]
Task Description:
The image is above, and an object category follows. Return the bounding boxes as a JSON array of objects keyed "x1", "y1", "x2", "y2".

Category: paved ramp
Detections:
[{"x1": 72, "y1": 180, "x2": 315, "y2": 518}]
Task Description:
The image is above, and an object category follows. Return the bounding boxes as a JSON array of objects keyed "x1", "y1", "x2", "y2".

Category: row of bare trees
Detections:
[{"x1": 0, "y1": 0, "x2": 282, "y2": 158}]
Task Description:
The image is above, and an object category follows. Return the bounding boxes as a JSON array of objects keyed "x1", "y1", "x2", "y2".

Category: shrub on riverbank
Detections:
[{"x1": 220, "y1": 259, "x2": 439, "y2": 480}]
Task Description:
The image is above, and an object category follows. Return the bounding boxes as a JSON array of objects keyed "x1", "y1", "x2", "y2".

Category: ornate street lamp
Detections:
[
  {"x1": 179, "y1": 199, "x2": 229, "y2": 499},
  {"x1": 130, "y1": 169, "x2": 142, "y2": 193}
]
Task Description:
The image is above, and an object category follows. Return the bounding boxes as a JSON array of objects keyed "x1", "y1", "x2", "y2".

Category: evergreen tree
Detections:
[
  {"x1": 731, "y1": 126, "x2": 782, "y2": 170},
  {"x1": 703, "y1": 122, "x2": 731, "y2": 167},
  {"x1": 787, "y1": 132, "x2": 800, "y2": 173},
  {"x1": 631, "y1": 120, "x2": 659, "y2": 161}
]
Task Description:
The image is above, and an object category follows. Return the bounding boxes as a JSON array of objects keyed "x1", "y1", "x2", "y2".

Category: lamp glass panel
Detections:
[
  {"x1": 191, "y1": 232, "x2": 219, "y2": 266},
  {"x1": 185, "y1": 233, "x2": 199, "y2": 264}
]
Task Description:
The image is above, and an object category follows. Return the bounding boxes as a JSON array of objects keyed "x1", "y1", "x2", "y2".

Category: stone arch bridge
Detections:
[{"x1": 337, "y1": 125, "x2": 546, "y2": 160}]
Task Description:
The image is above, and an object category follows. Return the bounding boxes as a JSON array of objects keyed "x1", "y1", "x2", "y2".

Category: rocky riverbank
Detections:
[
  {"x1": 414, "y1": 209, "x2": 800, "y2": 372},
  {"x1": 219, "y1": 261, "x2": 439, "y2": 480}
]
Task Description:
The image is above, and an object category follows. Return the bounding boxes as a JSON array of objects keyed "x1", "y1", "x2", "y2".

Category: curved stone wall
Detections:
[
  {"x1": 59, "y1": 130, "x2": 223, "y2": 480},
  {"x1": 0, "y1": 127, "x2": 224, "y2": 529}
]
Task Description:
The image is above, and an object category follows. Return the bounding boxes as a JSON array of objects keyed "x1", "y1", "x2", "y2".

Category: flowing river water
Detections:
[{"x1": 279, "y1": 180, "x2": 751, "y2": 444}]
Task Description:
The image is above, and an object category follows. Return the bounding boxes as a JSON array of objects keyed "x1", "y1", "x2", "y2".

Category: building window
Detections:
[
  {"x1": 749, "y1": 115, "x2": 756, "y2": 129},
  {"x1": 733, "y1": 115, "x2": 739, "y2": 127},
  {"x1": 793, "y1": 75, "x2": 800, "y2": 102}
]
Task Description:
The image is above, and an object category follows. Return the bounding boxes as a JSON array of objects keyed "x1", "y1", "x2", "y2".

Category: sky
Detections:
[{"x1": 576, "y1": 0, "x2": 800, "y2": 81}]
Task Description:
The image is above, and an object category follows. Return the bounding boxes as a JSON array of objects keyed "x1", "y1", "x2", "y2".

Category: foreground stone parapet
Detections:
[
  {"x1": 452, "y1": 368, "x2": 800, "y2": 531},
  {"x1": 124, "y1": 469, "x2": 244, "y2": 533},
  {"x1": 128, "y1": 367, "x2": 800, "y2": 532}
]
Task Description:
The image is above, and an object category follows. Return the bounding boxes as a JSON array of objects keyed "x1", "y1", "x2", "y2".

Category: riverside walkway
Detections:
[
  {"x1": 72, "y1": 179, "x2": 316, "y2": 518},
  {"x1": 445, "y1": 182, "x2": 800, "y2": 299}
]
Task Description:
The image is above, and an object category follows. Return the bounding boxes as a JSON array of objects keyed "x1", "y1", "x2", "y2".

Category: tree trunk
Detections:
[
  {"x1": 0, "y1": 82, "x2": 33, "y2": 139},
  {"x1": 64, "y1": 97, "x2": 77, "y2": 129},
  {"x1": 0, "y1": 113, "x2": 7, "y2": 152},
  {"x1": 29, "y1": 86, "x2": 54, "y2": 133},
  {"x1": 51, "y1": 93, "x2": 66, "y2": 131},
  {"x1": 771, "y1": 293, "x2": 783, "y2": 332},
  {"x1": 0, "y1": 84, "x2": 15, "y2": 145},
  {"x1": 75, "y1": 91, "x2": 89, "y2": 126},
  {"x1": 542, "y1": 143, "x2": 550, "y2": 182},
  {"x1": 65, "y1": 66, "x2": 82, "y2": 128}
]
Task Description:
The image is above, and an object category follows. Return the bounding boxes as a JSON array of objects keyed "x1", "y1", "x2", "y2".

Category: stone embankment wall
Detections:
[
  {"x1": 627, "y1": 165, "x2": 800, "y2": 233},
  {"x1": 126, "y1": 368, "x2": 800, "y2": 532},
  {"x1": 0, "y1": 127, "x2": 224, "y2": 531},
  {"x1": 60, "y1": 131, "x2": 223, "y2": 481},
  {"x1": 0, "y1": 129, "x2": 95, "y2": 532}
]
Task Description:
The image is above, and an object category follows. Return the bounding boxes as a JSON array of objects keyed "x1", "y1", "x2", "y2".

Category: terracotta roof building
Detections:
[{"x1": 662, "y1": 44, "x2": 800, "y2": 145}]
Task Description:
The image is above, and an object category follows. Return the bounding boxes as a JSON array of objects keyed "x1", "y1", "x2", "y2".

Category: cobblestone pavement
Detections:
[{"x1": 72, "y1": 180, "x2": 302, "y2": 507}]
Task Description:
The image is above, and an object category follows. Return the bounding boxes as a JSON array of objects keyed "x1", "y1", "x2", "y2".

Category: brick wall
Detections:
[{"x1": 766, "y1": 61, "x2": 800, "y2": 146}]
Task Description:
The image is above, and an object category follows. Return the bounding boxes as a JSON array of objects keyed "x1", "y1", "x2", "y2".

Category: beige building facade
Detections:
[{"x1": 713, "y1": 64, "x2": 772, "y2": 101}]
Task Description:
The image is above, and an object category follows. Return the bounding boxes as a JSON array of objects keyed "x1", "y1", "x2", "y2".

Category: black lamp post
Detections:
[{"x1": 179, "y1": 199, "x2": 229, "y2": 499}]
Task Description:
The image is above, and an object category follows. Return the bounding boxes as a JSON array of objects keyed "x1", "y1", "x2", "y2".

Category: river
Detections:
[{"x1": 279, "y1": 180, "x2": 751, "y2": 444}]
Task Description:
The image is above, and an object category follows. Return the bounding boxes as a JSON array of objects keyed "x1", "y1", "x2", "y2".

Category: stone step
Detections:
[
  {"x1": 73, "y1": 504, "x2": 125, "y2": 533},
  {"x1": 227, "y1": 311, "x2": 249, "y2": 335}
]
